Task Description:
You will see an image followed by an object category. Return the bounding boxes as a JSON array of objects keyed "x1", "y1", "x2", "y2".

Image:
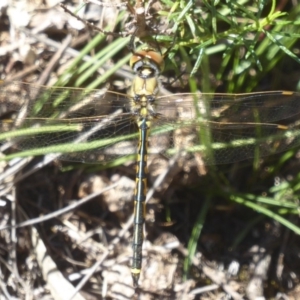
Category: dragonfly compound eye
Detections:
[{"x1": 130, "y1": 49, "x2": 165, "y2": 76}]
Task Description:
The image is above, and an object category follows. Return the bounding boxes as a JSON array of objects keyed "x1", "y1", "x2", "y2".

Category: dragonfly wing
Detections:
[
  {"x1": 157, "y1": 91, "x2": 300, "y2": 123},
  {"x1": 150, "y1": 92, "x2": 300, "y2": 165},
  {"x1": 0, "y1": 82, "x2": 139, "y2": 164}
]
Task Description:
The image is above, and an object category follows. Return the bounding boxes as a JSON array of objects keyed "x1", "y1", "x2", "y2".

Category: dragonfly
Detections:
[{"x1": 1, "y1": 48, "x2": 300, "y2": 286}]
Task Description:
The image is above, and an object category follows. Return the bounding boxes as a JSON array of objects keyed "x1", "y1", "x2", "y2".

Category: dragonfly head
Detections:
[{"x1": 130, "y1": 49, "x2": 164, "y2": 77}]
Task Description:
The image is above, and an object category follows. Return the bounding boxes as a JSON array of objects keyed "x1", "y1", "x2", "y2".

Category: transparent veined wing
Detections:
[
  {"x1": 150, "y1": 91, "x2": 300, "y2": 164},
  {"x1": 0, "y1": 81, "x2": 139, "y2": 163},
  {"x1": 1, "y1": 81, "x2": 300, "y2": 165}
]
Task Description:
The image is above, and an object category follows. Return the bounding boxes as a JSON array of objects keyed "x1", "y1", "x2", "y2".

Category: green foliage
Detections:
[
  {"x1": 159, "y1": 0, "x2": 300, "y2": 92},
  {"x1": 154, "y1": 0, "x2": 300, "y2": 280}
]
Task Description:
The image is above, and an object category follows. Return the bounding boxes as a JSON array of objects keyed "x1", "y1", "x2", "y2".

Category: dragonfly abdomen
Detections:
[{"x1": 131, "y1": 118, "x2": 151, "y2": 286}]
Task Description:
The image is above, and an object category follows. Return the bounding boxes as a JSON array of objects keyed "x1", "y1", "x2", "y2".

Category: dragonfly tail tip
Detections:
[{"x1": 131, "y1": 271, "x2": 140, "y2": 288}]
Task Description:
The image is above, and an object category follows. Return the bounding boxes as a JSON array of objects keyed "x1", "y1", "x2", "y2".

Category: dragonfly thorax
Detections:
[
  {"x1": 128, "y1": 69, "x2": 159, "y2": 120},
  {"x1": 129, "y1": 74, "x2": 159, "y2": 97},
  {"x1": 129, "y1": 92, "x2": 159, "y2": 119}
]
